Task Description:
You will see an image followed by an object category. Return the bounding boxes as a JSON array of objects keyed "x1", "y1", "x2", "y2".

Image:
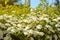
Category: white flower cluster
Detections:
[{"x1": 0, "y1": 13, "x2": 60, "y2": 40}]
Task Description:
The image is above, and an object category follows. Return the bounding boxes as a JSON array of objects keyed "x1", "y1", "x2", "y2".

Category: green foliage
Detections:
[
  {"x1": 0, "y1": 0, "x2": 19, "y2": 6},
  {"x1": 36, "y1": 1, "x2": 60, "y2": 19},
  {"x1": 0, "y1": 4, "x2": 30, "y2": 16}
]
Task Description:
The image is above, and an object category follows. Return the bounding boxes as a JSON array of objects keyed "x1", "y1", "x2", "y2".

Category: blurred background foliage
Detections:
[
  {"x1": 0, "y1": 0, "x2": 60, "y2": 17},
  {"x1": 36, "y1": 0, "x2": 60, "y2": 18},
  {"x1": 0, "y1": 0, "x2": 30, "y2": 16}
]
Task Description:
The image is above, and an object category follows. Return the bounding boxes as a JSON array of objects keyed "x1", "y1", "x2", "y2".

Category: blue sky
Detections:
[
  {"x1": 18, "y1": 0, "x2": 55, "y2": 8},
  {"x1": 30, "y1": 0, "x2": 40, "y2": 8}
]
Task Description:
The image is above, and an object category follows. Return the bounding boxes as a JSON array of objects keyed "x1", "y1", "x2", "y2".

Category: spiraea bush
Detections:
[
  {"x1": 0, "y1": 11, "x2": 60, "y2": 40},
  {"x1": 0, "y1": 1, "x2": 60, "y2": 40}
]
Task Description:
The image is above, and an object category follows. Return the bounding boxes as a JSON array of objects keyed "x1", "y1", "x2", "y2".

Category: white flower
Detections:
[
  {"x1": 10, "y1": 22, "x2": 14, "y2": 24},
  {"x1": 7, "y1": 27, "x2": 14, "y2": 31},
  {"x1": 34, "y1": 31, "x2": 44, "y2": 36},
  {"x1": 5, "y1": 23, "x2": 10, "y2": 26},
  {"x1": 58, "y1": 22, "x2": 60, "y2": 24},
  {"x1": 32, "y1": 17, "x2": 37, "y2": 21},
  {"x1": 44, "y1": 18, "x2": 50, "y2": 22},
  {"x1": 54, "y1": 34, "x2": 58, "y2": 40},
  {"x1": 17, "y1": 28, "x2": 23, "y2": 31},
  {"x1": 39, "y1": 16, "x2": 44, "y2": 20},
  {"x1": 45, "y1": 25, "x2": 51, "y2": 28},
  {"x1": 7, "y1": 28, "x2": 11, "y2": 31},
  {"x1": 30, "y1": 37, "x2": 34, "y2": 40},
  {"x1": 28, "y1": 30, "x2": 33, "y2": 34},
  {"x1": 0, "y1": 15, "x2": 3, "y2": 19},
  {"x1": 30, "y1": 16, "x2": 37, "y2": 21},
  {"x1": 38, "y1": 32, "x2": 44, "y2": 36},
  {"x1": 36, "y1": 25, "x2": 42, "y2": 29},
  {"x1": 25, "y1": 25, "x2": 30, "y2": 30},
  {"x1": 27, "y1": 19, "x2": 32, "y2": 23},
  {"x1": 23, "y1": 31, "x2": 29, "y2": 35},
  {"x1": 55, "y1": 24, "x2": 60, "y2": 27},
  {"x1": 53, "y1": 19, "x2": 58, "y2": 22},
  {"x1": 0, "y1": 24, "x2": 5, "y2": 28},
  {"x1": 3, "y1": 14, "x2": 7, "y2": 17},
  {"x1": 18, "y1": 20, "x2": 22, "y2": 23},
  {"x1": 44, "y1": 18, "x2": 48, "y2": 20},
  {"x1": 57, "y1": 28, "x2": 60, "y2": 31},
  {"x1": 8, "y1": 15, "x2": 12, "y2": 18},
  {"x1": 12, "y1": 24, "x2": 16, "y2": 26},
  {"x1": 6, "y1": 20, "x2": 11, "y2": 23},
  {"x1": 17, "y1": 24, "x2": 21, "y2": 27},
  {"x1": 57, "y1": 17, "x2": 60, "y2": 20},
  {"x1": 48, "y1": 27, "x2": 55, "y2": 33},
  {"x1": 55, "y1": 24, "x2": 58, "y2": 27},
  {"x1": 4, "y1": 36, "x2": 12, "y2": 40},
  {"x1": 23, "y1": 19, "x2": 27, "y2": 22},
  {"x1": 11, "y1": 29, "x2": 15, "y2": 33}
]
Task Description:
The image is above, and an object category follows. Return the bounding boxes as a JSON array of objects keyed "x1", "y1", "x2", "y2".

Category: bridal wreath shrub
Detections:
[{"x1": 0, "y1": 12, "x2": 60, "y2": 40}]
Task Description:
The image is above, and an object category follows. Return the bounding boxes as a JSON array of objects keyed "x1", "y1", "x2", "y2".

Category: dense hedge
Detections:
[
  {"x1": 0, "y1": 2, "x2": 60, "y2": 40},
  {"x1": 0, "y1": 11, "x2": 60, "y2": 40}
]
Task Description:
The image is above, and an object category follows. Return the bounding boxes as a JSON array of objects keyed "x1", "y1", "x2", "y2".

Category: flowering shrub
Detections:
[{"x1": 0, "y1": 12, "x2": 60, "y2": 40}]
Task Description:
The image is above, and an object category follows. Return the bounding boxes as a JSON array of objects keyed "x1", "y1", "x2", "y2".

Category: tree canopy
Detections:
[{"x1": 0, "y1": 0, "x2": 18, "y2": 6}]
